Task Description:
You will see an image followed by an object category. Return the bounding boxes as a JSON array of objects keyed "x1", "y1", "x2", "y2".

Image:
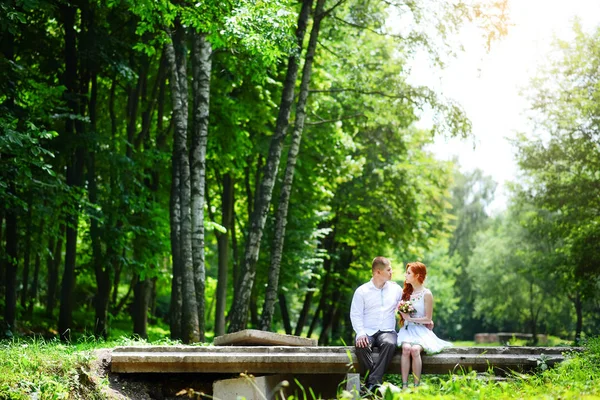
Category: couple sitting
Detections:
[{"x1": 349, "y1": 256, "x2": 452, "y2": 392}]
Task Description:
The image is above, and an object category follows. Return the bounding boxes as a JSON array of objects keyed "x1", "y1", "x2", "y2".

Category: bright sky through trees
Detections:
[{"x1": 412, "y1": 0, "x2": 600, "y2": 212}]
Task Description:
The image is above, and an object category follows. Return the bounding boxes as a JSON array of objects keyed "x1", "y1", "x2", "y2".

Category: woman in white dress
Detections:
[{"x1": 397, "y1": 262, "x2": 452, "y2": 389}]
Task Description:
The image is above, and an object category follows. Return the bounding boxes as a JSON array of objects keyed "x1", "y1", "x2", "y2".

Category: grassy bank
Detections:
[{"x1": 1, "y1": 337, "x2": 598, "y2": 399}]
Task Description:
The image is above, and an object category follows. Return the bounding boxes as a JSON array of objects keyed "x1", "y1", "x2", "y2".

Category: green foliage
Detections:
[{"x1": 511, "y1": 20, "x2": 600, "y2": 339}]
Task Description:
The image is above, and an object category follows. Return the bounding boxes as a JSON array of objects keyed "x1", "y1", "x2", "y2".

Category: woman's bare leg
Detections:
[
  {"x1": 401, "y1": 343, "x2": 412, "y2": 388},
  {"x1": 410, "y1": 345, "x2": 423, "y2": 385}
]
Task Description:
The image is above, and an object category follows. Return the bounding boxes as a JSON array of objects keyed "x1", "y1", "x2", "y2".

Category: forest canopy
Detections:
[{"x1": 0, "y1": 0, "x2": 597, "y2": 345}]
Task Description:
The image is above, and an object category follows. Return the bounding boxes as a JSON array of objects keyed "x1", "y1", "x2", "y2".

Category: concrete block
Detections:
[
  {"x1": 214, "y1": 329, "x2": 317, "y2": 347},
  {"x1": 345, "y1": 373, "x2": 360, "y2": 400},
  {"x1": 213, "y1": 373, "x2": 345, "y2": 400}
]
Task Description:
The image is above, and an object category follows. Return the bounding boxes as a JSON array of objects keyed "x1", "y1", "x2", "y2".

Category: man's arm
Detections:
[{"x1": 350, "y1": 289, "x2": 368, "y2": 346}]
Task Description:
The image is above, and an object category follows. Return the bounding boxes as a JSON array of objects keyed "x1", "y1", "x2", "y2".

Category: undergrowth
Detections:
[{"x1": 0, "y1": 337, "x2": 598, "y2": 399}]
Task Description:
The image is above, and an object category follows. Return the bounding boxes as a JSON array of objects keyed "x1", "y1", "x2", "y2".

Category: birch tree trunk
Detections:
[
  {"x1": 190, "y1": 32, "x2": 212, "y2": 341},
  {"x1": 166, "y1": 21, "x2": 200, "y2": 343},
  {"x1": 227, "y1": 0, "x2": 315, "y2": 333},
  {"x1": 260, "y1": 0, "x2": 326, "y2": 331}
]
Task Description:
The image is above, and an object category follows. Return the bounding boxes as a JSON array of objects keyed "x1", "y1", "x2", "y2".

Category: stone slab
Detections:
[
  {"x1": 213, "y1": 329, "x2": 317, "y2": 347},
  {"x1": 110, "y1": 346, "x2": 580, "y2": 375}
]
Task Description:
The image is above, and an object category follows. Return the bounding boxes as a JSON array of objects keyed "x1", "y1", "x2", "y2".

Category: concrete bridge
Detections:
[
  {"x1": 109, "y1": 332, "x2": 579, "y2": 399},
  {"x1": 110, "y1": 344, "x2": 578, "y2": 399},
  {"x1": 111, "y1": 344, "x2": 573, "y2": 375}
]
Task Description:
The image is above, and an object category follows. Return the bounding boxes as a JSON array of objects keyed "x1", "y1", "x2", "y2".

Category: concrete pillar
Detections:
[
  {"x1": 213, "y1": 373, "x2": 347, "y2": 400},
  {"x1": 345, "y1": 373, "x2": 360, "y2": 400}
]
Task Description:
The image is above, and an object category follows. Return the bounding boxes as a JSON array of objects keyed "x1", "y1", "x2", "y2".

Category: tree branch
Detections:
[
  {"x1": 322, "y1": 0, "x2": 346, "y2": 17},
  {"x1": 331, "y1": 15, "x2": 404, "y2": 39},
  {"x1": 306, "y1": 112, "x2": 365, "y2": 125},
  {"x1": 309, "y1": 87, "x2": 406, "y2": 99}
]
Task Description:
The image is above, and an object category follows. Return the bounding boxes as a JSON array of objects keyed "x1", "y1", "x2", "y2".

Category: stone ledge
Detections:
[{"x1": 111, "y1": 346, "x2": 580, "y2": 375}]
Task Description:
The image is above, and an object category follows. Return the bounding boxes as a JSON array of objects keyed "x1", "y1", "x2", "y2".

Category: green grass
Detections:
[
  {"x1": 373, "y1": 337, "x2": 600, "y2": 400},
  {"x1": 451, "y1": 335, "x2": 574, "y2": 348},
  {"x1": 1, "y1": 337, "x2": 598, "y2": 399},
  {"x1": 0, "y1": 336, "x2": 107, "y2": 400}
]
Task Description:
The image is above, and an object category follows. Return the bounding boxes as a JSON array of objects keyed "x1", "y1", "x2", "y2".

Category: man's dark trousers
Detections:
[{"x1": 355, "y1": 331, "x2": 397, "y2": 386}]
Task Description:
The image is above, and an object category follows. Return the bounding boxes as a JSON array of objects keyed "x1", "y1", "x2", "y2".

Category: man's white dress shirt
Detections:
[{"x1": 350, "y1": 279, "x2": 402, "y2": 340}]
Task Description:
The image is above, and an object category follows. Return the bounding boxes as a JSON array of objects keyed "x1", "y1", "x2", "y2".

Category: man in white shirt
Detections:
[{"x1": 350, "y1": 256, "x2": 402, "y2": 392}]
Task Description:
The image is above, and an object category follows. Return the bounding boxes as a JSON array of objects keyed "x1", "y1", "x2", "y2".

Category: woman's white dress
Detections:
[{"x1": 396, "y1": 288, "x2": 453, "y2": 354}]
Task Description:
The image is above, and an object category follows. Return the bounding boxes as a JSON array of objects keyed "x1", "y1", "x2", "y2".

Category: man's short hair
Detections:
[{"x1": 372, "y1": 256, "x2": 391, "y2": 271}]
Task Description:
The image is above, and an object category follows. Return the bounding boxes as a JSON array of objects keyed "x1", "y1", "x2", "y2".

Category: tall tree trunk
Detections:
[
  {"x1": 0, "y1": 210, "x2": 4, "y2": 302},
  {"x1": 149, "y1": 276, "x2": 158, "y2": 320},
  {"x1": 133, "y1": 274, "x2": 152, "y2": 339},
  {"x1": 319, "y1": 249, "x2": 352, "y2": 344},
  {"x1": 169, "y1": 142, "x2": 182, "y2": 339},
  {"x1": 307, "y1": 259, "x2": 333, "y2": 338},
  {"x1": 319, "y1": 294, "x2": 342, "y2": 345},
  {"x1": 0, "y1": 3, "x2": 15, "y2": 326},
  {"x1": 46, "y1": 225, "x2": 64, "y2": 317},
  {"x1": 126, "y1": 55, "x2": 144, "y2": 159},
  {"x1": 28, "y1": 218, "x2": 44, "y2": 315},
  {"x1": 306, "y1": 301, "x2": 322, "y2": 338},
  {"x1": 228, "y1": 0, "x2": 314, "y2": 333},
  {"x1": 278, "y1": 292, "x2": 293, "y2": 334},
  {"x1": 4, "y1": 183, "x2": 18, "y2": 332},
  {"x1": 306, "y1": 222, "x2": 336, "y2": 337},
  {"x1": 111, "y1": 275, "x2": 136, "y2": 317},
  {"x1": 574, "y1": 292, "x2": 583, "y2": 343},
  {"x1": 250, "y1": 283, "x2": 259, "y2": 328},
  {"x1": 166, "y1": 21, "x2": 200, "y2": 343},
  {"x1": 215, "y1": 174, "x2": 233, "y2": 336},
  {"x1": 87, "y1": 70, "x2": 110, "y2": 338},
  {"x1": 58, "y1": 3, "x2": 86, "y2": 342},
  {"x1": 190, "y1": 32, "x2": 212, "y2": 341},
  {"x1": 294, "y1": 278, "x2": 316, "y2": 336},
  {"x1": 21, "y1": 191, "x2": 33, "y2": 309},
  {"x1": 260, "y1": 0, "x2": 325, "y2": 331}
]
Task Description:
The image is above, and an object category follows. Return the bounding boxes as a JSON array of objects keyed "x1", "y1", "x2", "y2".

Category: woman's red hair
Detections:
[{"x1": 402, "y1": 262, "x2": 427, "y2": 300}]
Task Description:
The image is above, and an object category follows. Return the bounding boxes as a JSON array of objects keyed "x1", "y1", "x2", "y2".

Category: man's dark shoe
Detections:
[{"x1": 366, "y1": 383, "x2": 381, "y2": 393}]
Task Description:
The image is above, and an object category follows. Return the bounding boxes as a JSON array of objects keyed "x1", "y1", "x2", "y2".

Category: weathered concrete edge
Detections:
[
  {"x1": 110, "y1": 351, "x2": 567, "y2": 375},
  {"x1": 213, "y1": 329, "x2": 318, "y2": 347},
  {"x1": 111, "y1": 345, "x2": 581, "y2": 355}
]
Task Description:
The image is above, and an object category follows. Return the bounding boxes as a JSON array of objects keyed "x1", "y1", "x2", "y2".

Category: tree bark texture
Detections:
[
  {"x1": 574, "y1": 292, "x2": 583, "y2": 343},
  {"x1": 166, "y1": 21, "x2": 200, "y2": 343},
  {"x1": 294, "y1": 278, "x2": 316, "y2": 336},
  {"x1": 227, "y1": 0, "x2": 314, "y2": 333},
  {"x1": 133, "y1": 275, "x2": 153, "y2": 339},
  {"x1": 4, "y1": 184, "x2": 18, "y2": 331},
  {"x1": 169, "y1": 141, "x2": 182, "y2": 340},
  {"x1": 20, "y1": 191, "x2": 33, "y2": 309},
  {"x1": 278, "y1": 292, "x2": 293, "y2": 335},
  {"x1": 0, "y1": 211, "x2": 4, "y2": 301},
  {"x1": 28, "y1": 218, "x2": 44, "y2": 315},
  {"x1": 215, "y1": 174, "x2": 233, "y2": 336},
  {"x1": 46, "y1": 225, "x2": 64, "y2": 317},
  {"x1": 260, "y1": 0, "x2": 326, "y2": 331},
  {"x1": 190, "y1": 32, "x2": 212, "y2": 341}
]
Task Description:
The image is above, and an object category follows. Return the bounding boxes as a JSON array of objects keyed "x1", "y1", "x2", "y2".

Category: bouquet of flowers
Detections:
[{"x1": 397, "y1": 300, "x2": 415, "y2": 329}]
